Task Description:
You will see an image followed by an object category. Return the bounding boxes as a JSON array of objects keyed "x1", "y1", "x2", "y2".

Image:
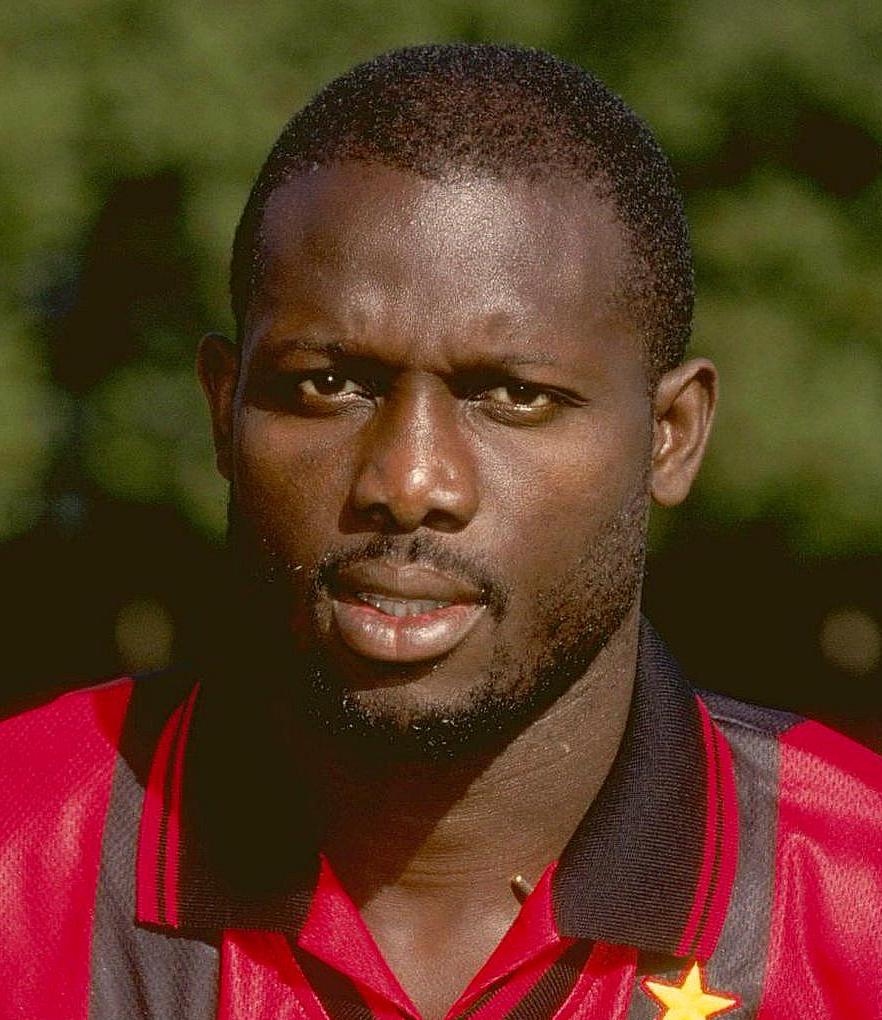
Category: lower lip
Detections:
[{"x1": 331, "y1": 599, "x2": 486, "y2": 663}]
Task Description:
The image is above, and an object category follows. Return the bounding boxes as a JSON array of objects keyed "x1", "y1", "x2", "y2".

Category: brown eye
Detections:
[
  {"x1": 299, "y1": 372, "x2": 362, "y2": 397},
  {"x1": 484, "y1": 383, "x2": 553, "y2": 408}
]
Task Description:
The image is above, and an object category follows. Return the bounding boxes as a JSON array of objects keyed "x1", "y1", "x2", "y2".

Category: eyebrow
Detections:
[
  {"x1": 257, "y1": 336, "x2": 560, "y2": 370},
  {"x1": 259, "y1": 337, "x2": 346, "y2": 356}
]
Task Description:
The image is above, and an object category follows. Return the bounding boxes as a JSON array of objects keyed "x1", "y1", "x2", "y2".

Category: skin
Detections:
[{"x1": 198, "y1": 162, "x2": 716, "y2": 1018}]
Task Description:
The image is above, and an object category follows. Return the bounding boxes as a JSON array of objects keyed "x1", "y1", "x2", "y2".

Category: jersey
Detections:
[{"x1": 2, "y1": 623, "x2": 881, "y2": 1019}]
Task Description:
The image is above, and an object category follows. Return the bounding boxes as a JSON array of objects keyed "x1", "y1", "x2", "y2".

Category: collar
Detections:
[
  {"x1": 553, "y1": 623, "x2": 738, "y2": 959},
  {"x1": 135, "y1": 621, "x2": 737, "y2": 959}
]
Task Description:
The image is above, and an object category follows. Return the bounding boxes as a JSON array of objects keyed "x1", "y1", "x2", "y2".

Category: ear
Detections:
[
  {"x1": 650, "y1": 357, "x2": 718, "y2": 507},
  {"x1": 196, "y1": 332, "x2": 240, "y2": 482}
]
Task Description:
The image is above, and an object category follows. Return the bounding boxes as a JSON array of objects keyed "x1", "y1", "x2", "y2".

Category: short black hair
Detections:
[{"x1": 231, "y1": 43, "x2": 693, "y2": 376}]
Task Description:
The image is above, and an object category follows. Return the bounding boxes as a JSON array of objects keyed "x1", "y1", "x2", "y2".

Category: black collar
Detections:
[{"x1": 553, "y1": 622, "x2": 738, "y2": 958}]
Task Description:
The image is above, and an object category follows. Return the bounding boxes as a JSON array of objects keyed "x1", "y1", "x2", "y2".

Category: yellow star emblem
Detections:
[{"x1": 642, "y1": 961, "x2": 739, "y2": 1020}]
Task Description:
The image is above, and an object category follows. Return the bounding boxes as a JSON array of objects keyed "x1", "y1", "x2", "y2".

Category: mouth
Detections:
[{"x1": 329, "y1": 561, "x2": 487, "y2": 663}]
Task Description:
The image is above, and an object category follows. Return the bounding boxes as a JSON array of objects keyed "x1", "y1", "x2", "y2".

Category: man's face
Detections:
[{"x1": 208, "y1": 163, "x2": 657, "y2": 754}]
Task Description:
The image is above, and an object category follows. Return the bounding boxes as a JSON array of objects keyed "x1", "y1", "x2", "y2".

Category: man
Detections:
[{"x1": 2, "y1": 43, "x2": 881, "y2": 1020}]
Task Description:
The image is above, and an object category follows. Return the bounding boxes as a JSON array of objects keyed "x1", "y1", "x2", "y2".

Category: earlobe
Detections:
[
  {"x1": 196, "y1": 332, "x2": 240, "y2": 482},
  {"x1": 650, "y1": 358, "x2": 718, "y2": 507}
]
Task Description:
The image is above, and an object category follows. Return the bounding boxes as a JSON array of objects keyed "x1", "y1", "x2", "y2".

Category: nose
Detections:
[{"x1": 349, "y1": 378, "x2": 479, "y2": 532}]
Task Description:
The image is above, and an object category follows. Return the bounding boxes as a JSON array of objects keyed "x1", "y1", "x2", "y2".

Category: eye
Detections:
[
  {"x1": 483, "y1": 383, "x2": 553, "y2": 408},
  {"x1": 298, "y1": 371, "x2": 364, "y2": 398}
]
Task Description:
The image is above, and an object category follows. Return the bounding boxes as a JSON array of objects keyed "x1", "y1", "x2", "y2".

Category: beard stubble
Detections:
[{"x1": 223, "y1": 473, "x2": 649, "y2": 761}]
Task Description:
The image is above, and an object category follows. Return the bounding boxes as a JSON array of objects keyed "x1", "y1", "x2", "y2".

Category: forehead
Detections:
[{"x1": 247, "y1": 163, "x2": 637, "y2": 367}]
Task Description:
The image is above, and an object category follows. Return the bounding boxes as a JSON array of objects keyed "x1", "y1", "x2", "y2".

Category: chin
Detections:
[
  {"x1": 295, "y1": 625, "x2": 601, "y2": 762},
  {"x1": 311, "y1": 678, "x2": 523, "y2": 762}
]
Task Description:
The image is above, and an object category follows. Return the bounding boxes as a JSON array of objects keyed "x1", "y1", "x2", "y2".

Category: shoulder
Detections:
[
  {"x1": 0, "y1": 679, "x2": 136, "y2": 1001},
  {"x1": 702, "y1": 689, "x2": 882, "y2": 1014},
  {"x1": 0, "y1": 678, "x2": 138, "y2": 902},
  {"x1": 702, "y1": 686, "x2": 882, "y2": 814},
  {"x1": 0, "y1": 673, "x2": 196, "y2": 1005},
  {"x1": 0, "y1": 671, "x2": 192, "y2": 844},
  {"x1": 0, "y1": 679, "x2": 135, "y2": 827}
]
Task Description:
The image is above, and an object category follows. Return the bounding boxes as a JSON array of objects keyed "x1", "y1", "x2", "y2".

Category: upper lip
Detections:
[{"x1": 332, "y1": 561, "x2": 482, "y2": 604}]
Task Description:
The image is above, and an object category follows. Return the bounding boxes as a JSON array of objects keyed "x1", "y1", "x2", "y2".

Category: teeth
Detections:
[{"x1": 356, "y1": 593, "x2": 450, "y2": 617}]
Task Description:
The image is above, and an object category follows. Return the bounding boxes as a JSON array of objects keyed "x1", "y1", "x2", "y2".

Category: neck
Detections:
[{"x1": 314, "y1": 607, "x2": 640, "y2": 914}]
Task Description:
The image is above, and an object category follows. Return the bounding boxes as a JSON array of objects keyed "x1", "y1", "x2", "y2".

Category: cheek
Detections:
[
  {"x1": 481, "y1": 415, "x2": 652, "y2": 568},
  {"x1": 233, "y1": 410, "x2": 354, "y2": 550}
]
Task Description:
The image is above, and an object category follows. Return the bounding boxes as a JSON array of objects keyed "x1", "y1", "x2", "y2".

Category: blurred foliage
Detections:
[{"x1": 2, "y1": 0, "x2": 880, "y2": 552}]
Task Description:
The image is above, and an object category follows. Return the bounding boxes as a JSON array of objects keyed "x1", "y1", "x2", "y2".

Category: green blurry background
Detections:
[{"x1": 2, "y1": 1, "x2": 880, "y2": 740}]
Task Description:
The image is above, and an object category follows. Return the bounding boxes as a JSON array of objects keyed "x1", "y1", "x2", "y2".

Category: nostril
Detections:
[
  {"x1": 351, "y1": 463, "x2": 475, "y2": 533},
  {"x1": 362, "y1": 503, "x2": 399, "y2": 531},
  {"x1": 420, "y1": 508, "x2": 468, "y2": 534}
]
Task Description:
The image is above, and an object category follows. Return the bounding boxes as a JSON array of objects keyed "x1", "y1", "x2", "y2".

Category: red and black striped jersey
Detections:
[{"x1": 2, "y1": 623, "x2": 882, "y2": 1019}]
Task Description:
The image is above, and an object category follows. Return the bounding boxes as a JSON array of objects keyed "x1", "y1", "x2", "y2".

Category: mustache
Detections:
[
  {"x1": 313, "y1": 533, "x2": 509, "y2": 621},
  {"x1": 226, "y1": 500, "x2": 509, "y2": 621}
]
